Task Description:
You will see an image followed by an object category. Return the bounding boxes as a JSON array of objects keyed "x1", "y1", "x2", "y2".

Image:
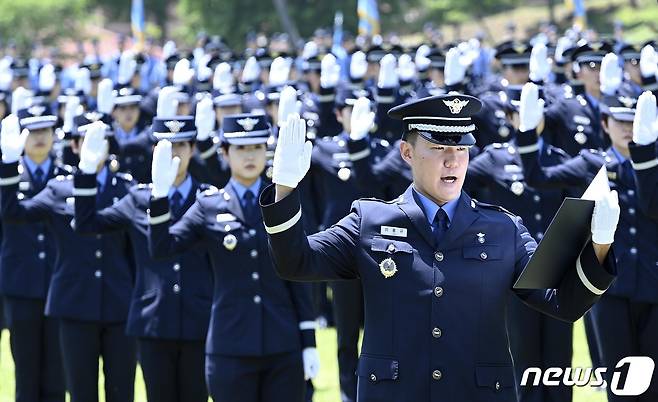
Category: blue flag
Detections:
[{"x1": 358, "y1": 0, "x2": 380, "y2": 36}]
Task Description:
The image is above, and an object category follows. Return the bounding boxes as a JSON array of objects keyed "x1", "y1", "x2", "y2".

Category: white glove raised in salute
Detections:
[
  {"x1": 62, "y1": 96, "x2": 81, "y2": 134},
  {"x1": 11, "y1": 87, "x2": 32, "y2": 115},
  {"x1": 350, "y1": 97, "x2": 375, "y2": 141},
  {"x1": 78, "y1": 121, "x2": 108, "y2": 174},
  {"x1": 633, "y1": 91, "x2": 658, "y2": 146},
  {"x1": 151, "y1": 140, "x2": 181, "y2": 199},
  {"x1": 640, "y1": 45, "x2": 658, "y2": 79},
  {"x1": 350, "y1": 51, "x2": 368, "y2": 81},
  {"x1": 156, "y1": 86, "x2": 180, "y2": 118},
  {"x1": 117, "y1": 51, "x2": 137, "y2": 86},
  {"x1": 444, "y1": 47, "x2": 466, "y2": 86},
  {"x1": 1, "y1": 114, "x2": 29, "y2": 163},
  {"x1": 320, "y1": 54, "x2": 340, "y2": 89},
  {"x1": 195, "y1": 96, "x2": 215, "y2": 141},
  {"x1": 241, "y1": 57, "x2": 261, "y2": 84},
  {"x1": 519, "y1": 82, "x2": 545, "y2": 132},
  {"x1": 378, "y1": 54, "x2": 398, "y2": 88},
  {"x1": 591, "y1": 190, "x2": 620, "y2": 245},
  {"x1": 38, "y1": 64, "x2": 56, "y2": 92},
  {"x1": 213, "y1": 62, "x2": 234, "y2": 93},
  {"x1": 277, "y1": 86, "x2": 299, "y2": 127},
  {"x1": 97, "y1": 78, "x2": 116, "y2": 115},
  {"x1": 269, "y1": 57, "x2": 292, "y2": 87},
  {"x1": 303, "y1": 347, "x2": 320, "y2": 380},
  {"x1": 272, "y1": 114, "x2": 313, "y2": 189},
  {"x1": 599, "y1": 53, "x2": 622, "y2": 96},
  {"x1": 529, "y1": 43, "x2": 551, "y2": 83},
  {"x1": 397, "y1": 54, "x2": 416, "y2": 82},
  {"x1": 173, "y1": 59, "x2": 194, "y2": 86}
]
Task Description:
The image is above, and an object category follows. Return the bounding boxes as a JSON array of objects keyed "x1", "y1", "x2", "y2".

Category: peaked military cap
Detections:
[
  {"x1": 427, "y1": 46, "x2": 446, "y2": 69},
  {"x1": 152, "y1": 116, "x2": 197, "y2": 142},
  {"x1": 335, "y1": 87, "x2": 372, "y2": 109},
  {"x1": 366, "y1": 45, "x2": 387, "y2": 63},
  {"x1": 221, "y1": 113, "x2": 270, "y2": 145},
  {"x1": 619, "y1": 41, "x2": 656, "y2": 63},
  {"x1": 600, "y1": 88, "x2": 637, "y2": 122},
  {"x1": 570, "y1": 41, "x2": 614, "y2": 64},
  {"x1": 82, "y1": 62, "x2": 103, "y2": 79},
  {"x1": 72, "y1": 111, "x2": 113, "y2": 137},
  {"x1": 213, "y1": 93, "x2": 242, "y2": 108},
  {"x1": 113, "y1": 86, "x2": 143, "y2": 106},
  {"x1": 10, "y1": 59, "x2": 29, "y2": 78},
  {"x1": 388, "y1": 94, "x2": 482, "y2": 146},
  {"x1": 494, "y1": 41, "x2": 532, "y2": 66},
  {"x1": 17, "y1": 104, "x2": 57, "y2": 130},
  {"x1": 503, "y1": 85, "x2": 545, "y2": 111}
]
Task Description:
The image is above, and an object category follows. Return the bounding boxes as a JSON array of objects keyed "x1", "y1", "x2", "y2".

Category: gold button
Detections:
[
  {"x1": 495, "y1": 381, "x2": 501, "y2": 391},
  {"x1": 432, "y1": 370, "x2": 442, "y2": 380},
  {"x1": 434, "y1": 287, "x2": 443, "y2": 298},
  {"x1": 480, "y1": 252, "x2": 487, "y2": 260},
  {"x1": 370, "y1": 373, "x2": 377, "y2": 382},
  {"x1": 434, "y1": 252, "x2": 444, "y2": 262},
  {"x1": 432, "y1": 328, "x2": 442, "y2": 338}
]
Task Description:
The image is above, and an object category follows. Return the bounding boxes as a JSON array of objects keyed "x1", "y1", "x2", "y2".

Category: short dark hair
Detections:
[{"x1": 404, "y1": 131, "x2": 419, "y2": 146}]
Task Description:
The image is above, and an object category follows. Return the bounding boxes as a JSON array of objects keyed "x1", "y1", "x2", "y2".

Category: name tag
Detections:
[
  {"x1": 217, "y1": 213, "x2": 237, "y2": 223},
  {"x1": 381, "y1": 226, "x2": 408, "y2": 238},
  {"x1": 504, "y1": 164, "x2": 522, "y2": 173},
  {"x1": 573, "y1": 115, "x2": 591, "y2": 125}
]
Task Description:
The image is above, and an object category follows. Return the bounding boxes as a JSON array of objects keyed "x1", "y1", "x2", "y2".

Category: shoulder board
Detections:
[
  {"x1": 373, "y1": 138, "x2": 391, "y2": 148},
  {"x1": 137, "y1": 183, "x2": 152, "y2": 189},
  {"x1": 474, "y1": 199, "x2": 516, "y2": 217},
  {"x1": 55, "y1": 174, "x2": 72, "y2": 181},
  {"x1": 358, "y1": 196, "x2": 398, "y2": 204},
  {"x1": 200, "y1": 185, "x2": 219, "y2": 197},
  {"x1": 56, "y1": 164, "x2": 74, "y2": 174},
  {"x1": 115, "y1": 172, "x2": 133, "y2": 182}
]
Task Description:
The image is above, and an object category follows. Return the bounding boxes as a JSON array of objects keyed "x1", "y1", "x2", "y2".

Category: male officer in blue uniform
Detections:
[
  {"x1": 71, "y1": 115, "x2": 213, "y2": 402},
  {"x1": 145, "y1": 112, "x2": 320, "y2": 402},
  {"x1": 259, "y1": 94, "x2": 619, "y2": 402},
  {"x1": 0, "y1": 113, "x2": 137, "y2": 402},
  {"x1": 0, "y1": 107, "x2": 66, "y2": 402}
]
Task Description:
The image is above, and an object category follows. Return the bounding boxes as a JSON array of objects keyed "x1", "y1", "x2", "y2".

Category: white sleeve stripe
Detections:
[
  {"x1": 299, "y1": 321, "x2": 318, "y2": 330},
  {"x1": 318, "y1": 94, "x2": 335, "y2": 102},
  {"x1": 200, "y1": 143, "x2": 219, "y2": 160},
  {"x1": 148, "y1": 212, "x2": 171, "y2": 225},
  {"x1": 349, "y1": 148, "x2": 371, "y2": 161},
  {"x1": 517, "y1": 143, "x2": 540, "y2": 154},
  {"x1": 576, "y1": 254, "x2": 607, "y2": 295},
  {"x1": 264, "y1": 208, "x2": 302, "y2": 235},
  {"x1": 0, "y1": 175, "x2": 21, "y2": 186},
  {"x1": 375, "y1": 96, "x2": 395, "y2": 103},
  {"x1": 72, "y1": 187, "x2": 97, "y2": 196},
  {"x1": 632, "y1": 158, "x2": 658, "y2": 171}
]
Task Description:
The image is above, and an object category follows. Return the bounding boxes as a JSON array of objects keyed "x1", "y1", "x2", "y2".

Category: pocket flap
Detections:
[
  {"x1": 356, "y1": 355, "x2": 399, "y2": 382},
  {"x1": 463, "y1": 245, "x2": 503, "y2": 260},
  {"x1": 371, "y1": 238, "x2": 413, "y2": 254},
  {"x1": 475, "y1": 365, "x2": 514, "y2": 388}
]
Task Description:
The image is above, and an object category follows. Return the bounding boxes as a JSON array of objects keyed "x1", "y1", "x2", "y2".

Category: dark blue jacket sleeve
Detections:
[
  {"x1": 629, "y1": 141, "x2": 658, "y2": 220},
  {"x1": 73, "y1": 172, "x2": 134, "y2": 234},
  {"x1": 0, "y1": 162, "x2": 52, "y2": 223}
]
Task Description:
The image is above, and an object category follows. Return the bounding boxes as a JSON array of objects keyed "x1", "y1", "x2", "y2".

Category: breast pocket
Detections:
[
  {"x1": 475, "y1": 364, "x2": 514, "y2": 397},
  {"x1": 356, "y1": 354, "x2": 399, "y2": 402}
]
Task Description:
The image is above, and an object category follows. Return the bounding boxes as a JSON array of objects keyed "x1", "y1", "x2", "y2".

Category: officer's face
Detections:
[
  {"x1": 602, "y1": 116, "x2": 633, "y2": 154},
  {"x1": 177, "y1": 102, "x2": 190, "y2": 116},
  {"x1": 503, "y1": 65, "x2": 529, "y2": 85},
  {"x1": 222, "y1": 143, "x2": 267, "y2": 183},
  {"x1": 400, "y1": 135, "x2": 469, "y2": 204},
  {"x1": 429, "y1": 69, "x2": 444, "y2": 87},
  {"x1": 215, "y1": 105, "x2": 242, "y2": 127},
  {"x1": 624, "y1": 61, "x2": 642, "y2": 85},
  {"x1": 112, "y1": 104, "x2": 140, "y2": 129},
  {"x1": 577, "y1": 62, "x2": 601, "y2": 95},
  {"x1": 335, "y1": 105, "x2": 352, "y2": 133},
  {"x1": 171, "y1": 141, "x2": 193, "y2": 177},
  {"x1": 24, "y1": 127, "x2": 54, "y2": 160}
]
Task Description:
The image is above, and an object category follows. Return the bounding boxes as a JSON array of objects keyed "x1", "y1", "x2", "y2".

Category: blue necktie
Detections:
[
  {"x1": 432, "y1": 208, "x2": 449, "y2": 246},
  {"x1": 170, "y1": 191, "x2": 183, "y2": 218},
  {"x1": 33, "y1": 167, "x2": 44, "y2": 185},
  {"x1": 243, "y1": 190, "x2": 258, "y2": 225}
]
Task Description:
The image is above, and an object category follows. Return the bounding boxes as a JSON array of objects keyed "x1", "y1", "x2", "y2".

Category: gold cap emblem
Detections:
[
  {"x1": 223, "y1": 234, "x2": 237, "y2": 251},
  {"x1": 236, "y1": 117, "x2": 259, "y2": 131},
  {"x1": 442, "y1": 98, "x2": 470, "y2": 114},
  {"x1": 164, "y1": 120, "x2": 185, "y2": 133},
  {"x1": 379, "y1": 257, "x2": 398, "y2": 278}
]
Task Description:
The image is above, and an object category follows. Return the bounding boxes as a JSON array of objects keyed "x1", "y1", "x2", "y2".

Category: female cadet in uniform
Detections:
[
  {"x1": 516, "y1": 83, "x2": 658, "y2": 402},
  {"x1": 0, "y1": 114, "x2": 137, "y2": 402},
  {"x1": 145, "y1": 113, "x2": 320, "y2": 402},
  {"x1": 70, "y1": 109, "x2": 215, "y2": 402},
  {"x1": 257, "y1": 94, "x2": 619, "y2": 402}
]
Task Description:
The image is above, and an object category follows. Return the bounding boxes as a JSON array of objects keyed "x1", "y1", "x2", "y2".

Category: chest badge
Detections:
[
  {"x1": 337, "y1": 167, "x2": 351, "y2": 181},
  {"x1": 477, "y1": 233, "x2": 486, "y2": 244},
  {"x1": 510, "y1": 181, "x2": 525, "y2": 196},
  {"x1": 574, "y1": 132, "x2": 588, "y2": 145},
  {"x1": 379, "y1": 257, "x2": 398, "y2": 279},
  {"x1": 223, "y1": 234, "x2": 237, "y2": 251}
]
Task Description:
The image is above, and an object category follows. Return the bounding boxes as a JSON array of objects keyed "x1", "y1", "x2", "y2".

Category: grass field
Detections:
[{"x1": 0, "y1": 319, "x2": 606, "y2": 402}]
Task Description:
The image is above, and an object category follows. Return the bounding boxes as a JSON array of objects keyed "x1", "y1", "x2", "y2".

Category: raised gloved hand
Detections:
[
  {"x1": 303, "y1": 347, "x2": 320, "y2": 380},
  {"x1": 633, "y1": 91, "x2": 658, "y2": 145},
  {"x1": 320, "y1": 53, "x2": 340, "y2": 88},
  {"x1": 415, "y1": 44, "x2": 431, "y2": 72},
  {"x1": 97, "y1": 78, "x2": 115, "y2": 115},
  {"x1": 269, "y1": 57, "x2": 292, "y2": 87},
  {"x1": 151, "y1": 140, "x2": 181, "y2": 199},
  {"x1": 302, "y1": 41, "x2": 318, "y2": 61},
  {"x1": 197, "y1": 54, "x2": 213, "y2": 83},
  {"x1": 444, "y1": 47, "x2": 466, "y2": 86},
  {"x1": 162, "y1": 40, "x2": 177, "y2": 60},
  {"x1": 640, "y1": 45, "x2": 658, "y2": 79},
  {"x1": 62, "y1": 96, "x2": 81, "y2": 134},
  {"x1": 397, "y1": 54, "x2": 416, "y2": 82},
  {"x1": 156, "y1": 86, "x2": 180, "y2": 118},
  {"x1": 195, "y1": 96, "x2": 215, "y2": 141},
  {"x1": 75, "y1": 68, "x2": 91, "y2": 95},
  {"x1": 1, "y1": 114, "x2": 29, "y2": 163},
  {"x1": 117, "y1": 51, "x2": 137, "y2": 85},
  {"x1": 599, "y1": 53, "x2": 623, "y2": 96},
  {"x1": 11, "y1": 87, "x2": 32, "y2": 115},
  {"x1": 378, "y1": 54, "x2": 398, "y2": 88},
  {"x1": 277, "y1": 86, "x2": 299, "y2": 127},
  {"x1": 173, "y1": 58, "x2": 194, "y2": 86},
  {"x1": 78, "y1": 121, "x2": 108, "y2": 174},
  {"x1": 591, "y1": 190, "x2": 620, "y2": 245},
  {"x1": 241, "y1": 56, "x2": 261, "y2": 83},
  {"x1": 213, "y1": 62, "x2": 234, "y2": 93},
  {"x1": 350, "y1": 51, "x2": 368, "y2": 80},
  {"x1": 0, "y1": 61, "x2": 12, "y2": 92},
  {"x1": 554, "y1": 37, "x2": 572, "y2": 64},
  {"x1": 529, "y1": 43, "x2": 551, "y2": 83},
  {"x1": 350, "y1": 97, "x2": 375, "y2": 141},
  {"x1": 519, "y1": 82, "x2": 545, "y2": 132},
  {"x1": 272, "y1": 113, "x2": 313, "y2": 189},
  {"x1": 38, "y1": 64, "x2": 56, "y2": 92}
]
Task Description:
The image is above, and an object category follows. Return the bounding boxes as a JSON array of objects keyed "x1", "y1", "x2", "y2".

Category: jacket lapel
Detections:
[
  {"x1": 439, "y1": 192, "x2": 480, "y2": 248},
  {"x1": 396, "y1": 185, "x2": 435, "y2": 248},
  {"x1": 223, "y1": 183, "x2": 246, "y2": 224}
]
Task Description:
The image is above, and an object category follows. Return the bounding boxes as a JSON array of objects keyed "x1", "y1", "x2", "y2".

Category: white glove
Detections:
[
  {"x1": 241, "y1": 56, "x2": 261, "y2": 83},
  {"x1": 269, "y1": 57, "x2": 291, "y2": 86},
  {"x1": 519, "y1": 82, "x2": 545, "y2": 132},
  {"x1": 415, "y1": 45, "x2": 431, "y2": 72},
  {"x1": 529, "y1": 43, "x2": 551, "y2": 83},
  {"x1": 75, "y1": 68, "x2": 92, "y2": 95},
  {"x1": 62, "y1": 96, "x2": 81, "y2": 133},
  {"x1": 213, "y1": 62, "x2": 234, "y2": 92},
  {"x1": 1, "y1": 115, "x2": 29, "y2": 163},
  {"x1": 277, "y1": 86, "x2": 299, "y2": 127},
  {"x1": 302, "y1": 41, "x2": 318, "y2": 60},
  {"x1": 444, "y1": 48, "x2": 466, "y2": 86},
  {"x1": 591, "y1": 190, "x2": 620, "y2": 245},
  {"x1": 320, "y1": 54, "x2": 340, "y2": 89},
  {"x1": 162, "y1": 40, "x2": 177, "y2": 60},
  {"x1": 0, "y1": 63, "x2": 12, "y2": 92},
  {"x1": 156, "y1": 86, "x2": 180, "y2": 118},
  {"x1": 350, "y1": 97, "x2": 375, "y2": 141},
  {"x1": 195, "y1": 97, "x2": 215, "y2": 141},
  {"x1": 197, "y1": 54, "x2": 213, "y2": 82},
  {"x1": 38, "y1": 64, "x2": 56, "y2": 92},
  {"x1": 302, "y1": 347, "x2": 320, "y2": 380},
  {"x1": 117, "y1": 51, "x2": 137, "y2": 85},
  {"x1": 272, "y1": 113, "x2": 313, "y2": 188},
  {"x1": 554, "y1": 37, "x2": 572, "y2": 64},
  {"x1": 11, "y1": 87, "x2": 32, "y2": 115},
  {"x1": 378, "y1": 54, "x2": 398, "y2": 88},
  {"x1": 78, "y1": 121, "x2": 108, "y2": 174},
  {"x1": 633, "y1": 91, "x2": 658, "y2": 145},
  {"x1": 97, "y1": 78, "x2": 116, "y2": 115},
  {"x1": 151, "y1": 140, "x2": 181, "y2": 199},
  {"x1": 350, "y1": 51, "x2": 368, "y2": 80},
  {"x1": 397, "y1": 54, "x2": 416, "y2": 82},
  {"x1": 599, "y1": 53, "x2": 622, "y2": 96},
  {"x1": 640, "y1": 45, "x2": 658, "y2": 78},
  {"x1": 173, "y1": 59, "x2": 194, "y2": 86}
]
